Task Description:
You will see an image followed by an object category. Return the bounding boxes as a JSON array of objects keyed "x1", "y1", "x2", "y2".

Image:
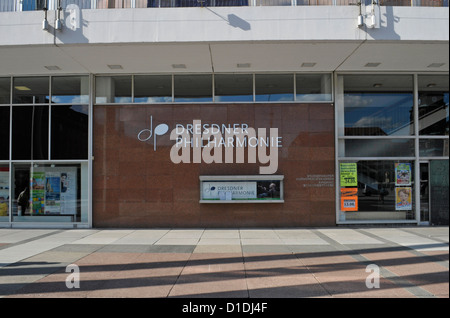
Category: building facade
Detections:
[{"x1": 0, "y1": 0, "x2": 448, "y2": 228}]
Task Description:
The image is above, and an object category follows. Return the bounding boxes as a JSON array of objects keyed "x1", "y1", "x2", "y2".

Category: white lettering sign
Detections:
[{"x1": 137, "y1": 116, "x2": 282, "y2": 175}]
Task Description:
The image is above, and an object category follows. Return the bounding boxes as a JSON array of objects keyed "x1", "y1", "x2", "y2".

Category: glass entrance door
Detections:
[{"x1": 420, "y1": 162, "x2": 430, "y2": 223}]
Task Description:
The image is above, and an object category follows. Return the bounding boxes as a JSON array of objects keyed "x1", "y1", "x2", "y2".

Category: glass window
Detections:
[
  {"x1": 12, "y1": 163, "x2": 88, "y2": 223},
  {"x1": 214, "y1": 74, "x2": 253, "y2": 102},
  {"x1": 0, "y1": 78, "x2": 10, "y2": 104},
  {"x1": 20, "y1": 0, "x2": 46, "y2": 10},
  {"x1": 62, "y1": 0, "x2": 92, "y2": 9},
  {"x1": 296, "y1": 74, "x2": 332, "y2": 101},
  {"x1": 52, "y1": 76, "x2": 89, "y2": 104},
  {"x1": 134, "y1": 75, "x2": 172, "y2": 103},
  {"x1": 419, "y1": 139, "x2": 449, "y2": 157},
  {"x1": 0, "y1": 165, "x2": 9, "y2": 221},
  {"x1": 13, "y1": 77, "x2": 49, "y2": 104},
  {"x1": 418, "y1": 75, "x2": 449, "y2": 136},
  {"x1": 343, "y1": 75, "x2": 414, "y2": 136},
  {"x1": 341, "y1": 139, "x2": 415, "y2": 157},
  {"x1": 255, "y1": 74, "x2": 294, "y2": 102},
  {"x1": 51, "y1": 105, "x2": 89, "y2": 160},
  {"x1": 174, "y1": 74, "x2": 212, "y2": 103},
  {"x1": 95, "y1": 76, "x2": 132, "y2": 104},
  {"x1": 95, "y1": 0, "x2": 131, "y2": 8},
  {"x1": 339, "y1": 160, "x2": 415, "y2": 220},
  {"x1": 12, "y1": 106, "x2": 49, "y2": 160},
  {"x1": 0, "y1": 107, "x2": 9, "y2": 160}
]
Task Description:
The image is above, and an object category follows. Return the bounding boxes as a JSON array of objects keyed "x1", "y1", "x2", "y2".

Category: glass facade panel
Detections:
[
  {"x1": 13, "y1": 77, "x2": 49, "y2": 104},
  {"x1": 147, "y1": 0, "x2": 248, "y2": 6},
  {"x1": 174, "y1": 74, "x2": 213, "y2": 103},
  {"x1": 52, "y1": 76, "x2": 89, "y2": 104},
  {"x1": 255, "y1": 74, "x2": 294, "y2": 102},
  {"x1": 0, "y1": 78, "x2": 10, "y2": 104},
  {"x1": 214, "y1": 74, "x2": 253, "y2": 102},
  {"x1": 343, "y1": 75, "x2": 414, "y2": 136},
  {"x1": 12, "y1": 106, "x2": 49, "y2": 160},
  {"x1": 0, "y1": 107, "x2": 9, "y2": 160},
  {"x1": 418, "y1": 75, "x2": 449, "y2": 136},
  {"x1": 296, "y1": 74, "x2": 332, "y2": 101},
  {"x1": 134, "y1": 75, "x2": 172, "y2": 103},
  {"x1": 419, "y1": 139, "x2": 449, "y2": 157},
  {"x1": 51, "y1": 105, "x2": 89, "y2": 160},
  {"x1": 342, "y1": 139, "x2": 415, "y2": 157},
  {"x1": 340, "y1": 160, "x2": 415, "y2": 221},
  {"x1": 95, "y1": 76, "x2": 132, "y2": 104},
  {"x1": 12, "y1": 163, "x2": 88, "y2": 223}
]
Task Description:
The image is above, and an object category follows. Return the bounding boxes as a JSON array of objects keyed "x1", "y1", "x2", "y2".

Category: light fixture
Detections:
[
  {"x1": 14, "y1": 86, "x2": 31, "y2": 91},
  {"x1": 237, "y1": 63, "x2": 251, "y2": 68},
  {"x1": 301, "y1": 62, "x2": 316, "y2": 68},
  {"x1": 427, "y1": 83, "x2": 437, "y2": 88},
  {"x1": 42, "y1": 6, "x2": 48, "y2": 30},
  {"x1": 107, "y1": 65, "x2": 123, "y2": 70},
  {"x1": 373, "y1": 83, "x2": 383, "y2": 88},
  {"x1": 427, "y1": 63, "x2": 445, "y2": 68},
  {"x1": 45, "y1": 65, "x2": 61, "y2": 71},
  {"x1": 55, "y1": 0, "x2": 62, "y2": 30},
  {"x1": 172, "y1": 64, "x2": 186, "y2": 69},
  {"x1": 365, "y1": 62, "x2": 381, "y2": 67}
]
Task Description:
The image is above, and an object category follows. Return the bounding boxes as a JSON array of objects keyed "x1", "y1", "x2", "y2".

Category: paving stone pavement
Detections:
[{"x1": 0, "y1": 227, "x2": 448, "y2": 299}]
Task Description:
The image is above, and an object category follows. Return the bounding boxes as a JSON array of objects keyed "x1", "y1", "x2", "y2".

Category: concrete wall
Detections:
[{"x1": 0, "y1": 6, "x2": 448, "y2": 46}]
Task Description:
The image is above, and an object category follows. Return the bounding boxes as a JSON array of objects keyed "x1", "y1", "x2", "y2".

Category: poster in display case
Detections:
[
  {"x1": 395, "y1": 187, "x2": 412, "y2": 211},
  {"x1": 31, "y1": 167, "x2": 77, "y2": 215},
  {"x1": 395, "y1": 163, "x2": 411, "y2": 186},
  {"x1": 0, "y1": 167, "x2": 9, "y2": 217},
  {"x1": 200, "y1": 175, "x2": 284, "y2": 203}
]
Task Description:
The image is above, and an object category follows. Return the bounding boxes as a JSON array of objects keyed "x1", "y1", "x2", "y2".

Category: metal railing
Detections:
[{"x1": 0, "y1": 0, "x2": 447, "y2": 12}]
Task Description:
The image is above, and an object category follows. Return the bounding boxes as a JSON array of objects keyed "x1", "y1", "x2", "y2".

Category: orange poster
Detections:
[{"x1": 341, "y1": 188, "x2": 358, "y2": 211}]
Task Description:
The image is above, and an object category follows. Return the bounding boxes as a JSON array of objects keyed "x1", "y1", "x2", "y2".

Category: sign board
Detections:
[
  {"x1": 202, "y1": 181, "x2": 257, "y2": 200},
  {"x1": 340, "y1": 163, "x2": 358, "y2": 187},
  {"x1": 200, "y1": 175, "x2": 283, "y2": 203},
  {"x1": 340, "y1": 188, "x2": 358, "y2": 212}
]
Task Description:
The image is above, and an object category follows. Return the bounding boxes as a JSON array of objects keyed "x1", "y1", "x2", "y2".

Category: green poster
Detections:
[
  {"x1": 31, "y1": 172, "x2": 45, "y2": 215},
  {"x1": 340, "y1": 163, "x2": 358, "y2": 187}
]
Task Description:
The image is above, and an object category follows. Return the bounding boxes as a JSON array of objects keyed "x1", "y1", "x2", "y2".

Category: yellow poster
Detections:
[
  {"x1": 395, "y1": 187, "x2": 412, "y2": 211},
  {"x1": 340, "y1": 163, "x2": 357, "y2": 187}
]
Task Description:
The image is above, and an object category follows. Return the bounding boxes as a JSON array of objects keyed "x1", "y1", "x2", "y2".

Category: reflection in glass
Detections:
[
  {"x1": 214, "y1": 74, "x2": 253, "y2": 102},
  {"x1": 52, "y1": 76, "x2": 89, "y2": 104},
  {"x1": 296, "y1": 74, "x2": 332, "y2": 101},
  {"x1": 0, "y1": 107, "x2": 9, "y2": 160},
  {"x1": 174, "y1": 74, "x2": 212, "y2": 103},
  {"x1": 134, "y1": 75, "x2": 172, "y2": 103},
  {"x1": 255, "y1": 74, "x2": 294, "y2": 102},
  {"x1": 419, "y1": 139, "x2": 449, "y2": 157},
  {"x1": 51, "y1": 105, "x2": 89, "y2": 160},
  {"x1": 343, "y1": 139, "x2": 415, "y2": 157},
  {"x1": 95, "y1": 76, "x2": 132, "y2": 103},
  {"x1": 12, "y1": 106, "x2": 49, "y2": 160},
  {"x1": 0, "y1": 78, "x2": 10, "y2": 104},
  {"x1": 343, "y1": 75, "x2": 414, "y2": 136},
  {"x1": 13, "y1": 77, "x2": 49, "y2": 104},
  {"x1": 418, "y1": 75, "x2": 449, "y2": 136}
]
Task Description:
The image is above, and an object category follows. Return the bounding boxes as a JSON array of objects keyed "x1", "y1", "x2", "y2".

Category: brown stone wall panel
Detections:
[
  {"x1": 309, "y1": 103, "x2": 334, "y2": 120},
  {"x1": 93, "y1": 103, "x2": 336, "y2": 227}
]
